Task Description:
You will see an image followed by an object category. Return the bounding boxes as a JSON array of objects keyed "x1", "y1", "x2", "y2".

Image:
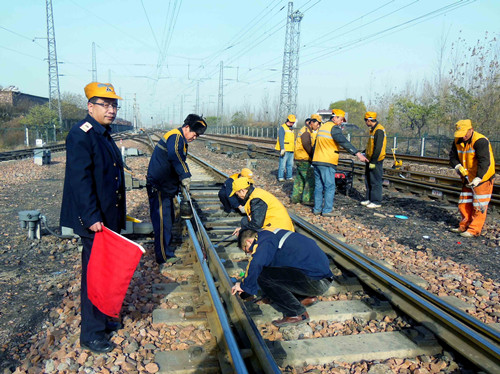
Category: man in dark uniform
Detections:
[
  {"x1": 146, "y1": 114, "x2": 207, "y2": 265},
  {"x1": 231, "y1": 228, "x2": 333, "y2": 327},
  {"x1": 218, "y1": 168, "x2": 254, "y2": 214},
  {"x1": 60, "y1": 82, "x2": 126, "y2": 353}
]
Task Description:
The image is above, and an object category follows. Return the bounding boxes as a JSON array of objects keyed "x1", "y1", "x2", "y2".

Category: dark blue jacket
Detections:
[
  {"x1": 147, "y1": 127, "x2": 191, "y2": 196},
  {"x1": 220, "y1": 176, "x2": 243, "y2": 210},
  {"x1": 241, "y1": 229, "x2": 333, "y2": 295},
  {"x1": 60, "y1": 115, "x2": 126, "y2": 238}
]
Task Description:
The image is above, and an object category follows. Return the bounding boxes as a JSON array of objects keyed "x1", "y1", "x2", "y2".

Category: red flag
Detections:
[{"x1": 87, "y1": 226, "x2": 145, "y2": 317}]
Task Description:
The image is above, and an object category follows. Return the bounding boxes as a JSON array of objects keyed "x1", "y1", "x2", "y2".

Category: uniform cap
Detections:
[
  {"x1": 454, "y1": 119, "x2": 473, "y2": 138},
  {"x1": 184, "y1": 114, "x2": 207, "y2": 135},
  {"x1": 84, "y1": 82, "x2": 122, "y2": 100},
  {"x1": 310, "y1": 113, "x2": 322, "y2": 123},
  {"x1": 287, "y1": 114, "x2": 296, "y2": 123},
  {"x1": 239, "y1": 168, "x2": 254, "y2": 183},
  {"x1": 331, "y1": 109, "x2": 346, "y2": 122},
  {"x1": 230, "y1": 177, "x2": 251, "y2": 197},
  {"x1": 364, "y1": 111, "x2": 377, "y2": 120}
]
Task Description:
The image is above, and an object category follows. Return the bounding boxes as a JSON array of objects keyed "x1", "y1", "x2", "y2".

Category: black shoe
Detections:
[
  {"x1": 80, "y1": 338, "x2": 116, "y2": 353},
  {"x1": 105, "y1": 320, "x2": 123, "y2": 333}
]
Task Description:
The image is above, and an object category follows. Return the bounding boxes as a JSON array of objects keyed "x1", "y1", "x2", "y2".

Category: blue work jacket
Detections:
[
  {"x1": 60, "y1": 115, "x2": 126, "y2": 238},
  {"x1": 241, "y1": 229, "x2": 333, "y2": 295}
]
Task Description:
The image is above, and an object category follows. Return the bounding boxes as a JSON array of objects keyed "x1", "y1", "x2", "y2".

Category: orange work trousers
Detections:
[{"x1": 457, "y1": 179, "x2": 494, "y2": 236}]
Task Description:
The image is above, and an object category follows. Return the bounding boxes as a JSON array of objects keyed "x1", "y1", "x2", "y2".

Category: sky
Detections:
[{"x1": 1, "y1": 0, "x2": 499, "y2": 127}]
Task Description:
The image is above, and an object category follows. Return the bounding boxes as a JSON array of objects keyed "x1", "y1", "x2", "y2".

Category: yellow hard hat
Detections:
[
  {"x1": 230, "y1": 177, "x2": 251, "y2": 197},
  {"x1": 84, "y1": 82, "x2": 122, "y2": 100},
  {"x1": 287, "y1": 114, "x2": 296, "y2": 123},
  {"x1": 239, "y1": 168, "x2": 254, "y2": 184},
  {"x1": 364, "y1": 111, "x2": 377, "y2": 120},
  {"x1": 331, "y1": 109, "x2": 346, "y2": 122},
  {"x1": 454, "y1": 119, "x2": 473, "y2": 138},
  {"x1": 310, "y1": 113, "x2": 322, "y2": 123}
]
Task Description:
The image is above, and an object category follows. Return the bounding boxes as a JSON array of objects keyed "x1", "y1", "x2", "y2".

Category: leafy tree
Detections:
[
  {"x1": 388, "y1": 96, "x2": 437, "y2": 138},
  {"x1": 329, "y1": 98, "x2": 366, "y2": 126},
  {"x1": 58, "y1": 92, "x2": 87, "y2": 121},
  {"x1": 230, "y1": 111, "x2": 247, "y2": 127},
  {"x1": 20, "y1": 103, "x2": 58, "y2": 132}
]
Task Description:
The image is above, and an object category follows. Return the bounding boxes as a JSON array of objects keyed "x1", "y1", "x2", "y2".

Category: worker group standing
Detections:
[
  {"x1": 449, "y1": 119, "x2": 496, "y2": 237},
  {"x1": 361, "y1": 111, "x2": 386, "y2": 209},
  {"x1": 275, "y1": 114, "x2": 296, "y2": 182},
  {"x1": 312, "y1": 109, "x2": 369, "y2": 216},
  {"x1": 146, "y1": 114, "x2": 207, "y2": 265},
  {"x1": 291, "y1": 114, "x2": 321, "y2": 205}
]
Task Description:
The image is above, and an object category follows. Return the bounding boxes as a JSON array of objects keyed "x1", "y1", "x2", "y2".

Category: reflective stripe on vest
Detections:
[
  {"x1": 294, "y1": 126, "x2": 314, "y2": 161},
  {"x1": 312, "y1": 121, "x2": 340, "y2": 166},
  {"x1": 455, "y1": 132, "x2": 495, "y2": 182},
  {"x1": 245, "y1": 188, "x2": 295, "y2": 232},
  {"x1": 366, "y1": 123, "x2": 387, "y2": 161},
  {"x1": 275, "y1": 124, "x2": 295, "y2": 152}
]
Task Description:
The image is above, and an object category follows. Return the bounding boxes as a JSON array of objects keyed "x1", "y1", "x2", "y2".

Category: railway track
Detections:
[{"x1": 147, "y1": 153, "x2": 500, "y2": 373}]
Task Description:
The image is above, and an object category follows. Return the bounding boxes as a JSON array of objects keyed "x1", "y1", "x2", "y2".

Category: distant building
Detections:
[{"x1": 0, "y1": 88, "x2": 48, "y2": 109}]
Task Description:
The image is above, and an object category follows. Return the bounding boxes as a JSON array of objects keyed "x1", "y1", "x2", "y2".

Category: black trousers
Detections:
[
  {"x1": 257, "y1": 267, "x2": 331, "y2": 317},
  {"x1": 365, "y1": 161, "x2": 384, "y2": 204},
  {"x1": 80, "y1": 236, "x2": 108, "y2": 342},
  {"x1": 147, "y1": 186, "x2": 175, "y2": 263}
]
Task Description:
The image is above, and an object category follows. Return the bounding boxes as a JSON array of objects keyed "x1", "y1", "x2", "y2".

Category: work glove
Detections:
[
  {"x1": 467, "y1": 177, "x2": 481, "y2": 188},
  {"x1": 369, "y1": 163, "x2": 376, "y2": 170},
  {"x1": 280, "y1": 149, "x2": 285, "y2": 157},
  {"x1": 454, "y1": 164, "x2": 468, "y2": 177},
  {"x1": 181, "y1": 177, "x2": 191, "y2": 192},
  {"x1": 238, "y1": 205, "x2": 246, "y2": 214}
]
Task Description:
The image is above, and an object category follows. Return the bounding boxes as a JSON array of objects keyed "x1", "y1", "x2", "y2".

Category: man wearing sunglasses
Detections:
[
  {"x1": 361, "y1": 111, "x2": 386, "y2": 209},
  {"x1": 60, "y1": 82, "x2": 126, "y2": 353}
]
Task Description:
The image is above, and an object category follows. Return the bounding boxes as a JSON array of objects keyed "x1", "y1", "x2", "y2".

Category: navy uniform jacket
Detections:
[
  {"x1": 147, "y1": 127, "x2": 191, "y2": 196},
  {"x1": 60, "y1": 115, "x2": 126, "y2": 238},
  {"x1": 241, "y1": 229, "x2": 333, "y2": 295},
  {"x1": 220, "y1": 176, "x2": 244, "y2": 210}
]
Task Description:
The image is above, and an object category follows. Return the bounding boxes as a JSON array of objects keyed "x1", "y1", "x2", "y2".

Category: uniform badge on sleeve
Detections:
[{"x1": 80, "y1": 122, "x2": 93, "y2": 132}]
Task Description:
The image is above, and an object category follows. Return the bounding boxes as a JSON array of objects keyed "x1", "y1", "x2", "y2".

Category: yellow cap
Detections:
[
  {"x1": 239, "y1": 168, "x2": 254, "y2": 184},
  {"x1": 287, "y1": 114, "x2": 296, "y2": 123},
  {"x1": 331, "y1": 109, "x2": 346, "y2": 122},
  {"x1": 230, "y1": 177, "x2": 251, "y2": 197},
  {"x1": 454, "y1": 119, "x2": 473, "y2": 138},
  {"x1": 310, "y1": 113, "x2": 322, "y2": 123},
  {"x1": 84, "y1": 82, "x2": 123, "y2": 100},
  {"x1": 364, "y1": 111, "x2": 377, "y2": 120}
]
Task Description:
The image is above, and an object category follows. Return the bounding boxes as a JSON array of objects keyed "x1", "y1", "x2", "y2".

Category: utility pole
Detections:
[
  {"x1": 278, "y1": 1, "x2": 303, "y2": 122},
  {"x1": 45, "y1": 0, "x2": 63, "y2": 130},
  {"x1": 217, "y1": 61, "x2": 224, "y2": 132},
  {"x1": 92, "y1": 42, "x2": 97, "y2": 82}
]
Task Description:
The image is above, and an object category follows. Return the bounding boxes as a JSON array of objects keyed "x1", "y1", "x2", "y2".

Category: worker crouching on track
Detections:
[
  {"x1": 218, "y1": 168, "x2": 254, "y2": 214},
  {"x1": 449, "y1": 119, "x2": 496, "y2": 238},
  {"x1": 361, "y1": 111, "x2": 387, "y2": 209},
  {"x1": 291, "y1": 114, "x2": 321, "y2": 205},
  {"x1": 312, "y1": 109, "x2": 369, "y2": 216},
  {"x1": 146, "y1": 114, "x2": 207, "y2": 265},
  {"x1": 275, "y1": 114, "x2": 296, "y2": 182},
  {"x1": 230, "y1": 177, "x2": 294, "y2": 236},
  {"x1": 231, "y1": 229, "x2": 334, "y2": 327}
]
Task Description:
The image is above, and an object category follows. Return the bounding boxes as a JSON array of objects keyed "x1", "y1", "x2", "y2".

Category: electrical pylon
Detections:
[
  {"x1": 278, "y1": 1, "x2": 303, "y2": 122},
  {"x1": 46, "y1": 0, "x2": 63, "y2": 127}
]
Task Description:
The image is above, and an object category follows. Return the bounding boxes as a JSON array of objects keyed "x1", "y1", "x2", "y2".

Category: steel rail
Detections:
[
  {"x1": 291, "y1": 214, "x2": 500, "y2": 373},
  {"x1": 183, "y1": 210, "x2": 249, "y2": 373}
]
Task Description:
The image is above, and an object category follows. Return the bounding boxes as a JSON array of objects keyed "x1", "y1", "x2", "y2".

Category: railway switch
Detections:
[{"x1": 18, "y1": 210, "x2": 42, "y2": 239}]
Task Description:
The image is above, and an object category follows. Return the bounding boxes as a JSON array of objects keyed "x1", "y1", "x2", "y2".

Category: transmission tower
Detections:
[
  {"x1": 278, "y1": 1, "x2": 303, "y2": 122},
  {"x1": 45, "y1": 0, "x2": 63, "y2": 127},
  {"x1": 92, "y1": 42, "x2": 97, "y2": 82},
  {"x1": 217, "y1": 61, "x2": 224, "y2": 130}
]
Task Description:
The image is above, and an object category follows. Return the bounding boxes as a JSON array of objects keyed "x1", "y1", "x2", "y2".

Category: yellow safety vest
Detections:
[
  {"x1": 366, "y1": 123, "x2": 387, "y2": 161},
  {"x1": 275, "y1": 124, "x2": 295, "y2": 152},
  {"x1": 294, "y1": 126, "x2": 317, "y2": 161},
  {"x1": 244, "y1": 188, "x2": 295, "y2": 232},
  {"x1": 456, "y1": 132, "x2": 495, "y2": 182},
  {"x1": 312, "y1": 121, "x2": 340, "y2": 166}
]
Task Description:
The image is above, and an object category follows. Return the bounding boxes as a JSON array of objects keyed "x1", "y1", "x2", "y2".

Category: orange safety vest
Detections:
[
  {"x1": 366, "y1": 123, "x2": 387, "y2": 161},
  {"x1": 294, "y1": 126, "x2": 317, "y2": 161},
  {"x1": 275, "y1": 124, "x2": 295, "y2": 152},
  {"x1": 244, "y1": 188, "x2": 295, "y2": 232},
  {"x1": 312, "y1": 121, "x2": 340, "y2": 166},
  {"x1": 455, "y1": 131, "x2": 495, "y2": 182}
]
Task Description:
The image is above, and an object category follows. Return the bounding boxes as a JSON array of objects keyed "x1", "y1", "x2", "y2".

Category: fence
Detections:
[{"x1": 206, "y1": 125, "x2": 500, "y2": 160}]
